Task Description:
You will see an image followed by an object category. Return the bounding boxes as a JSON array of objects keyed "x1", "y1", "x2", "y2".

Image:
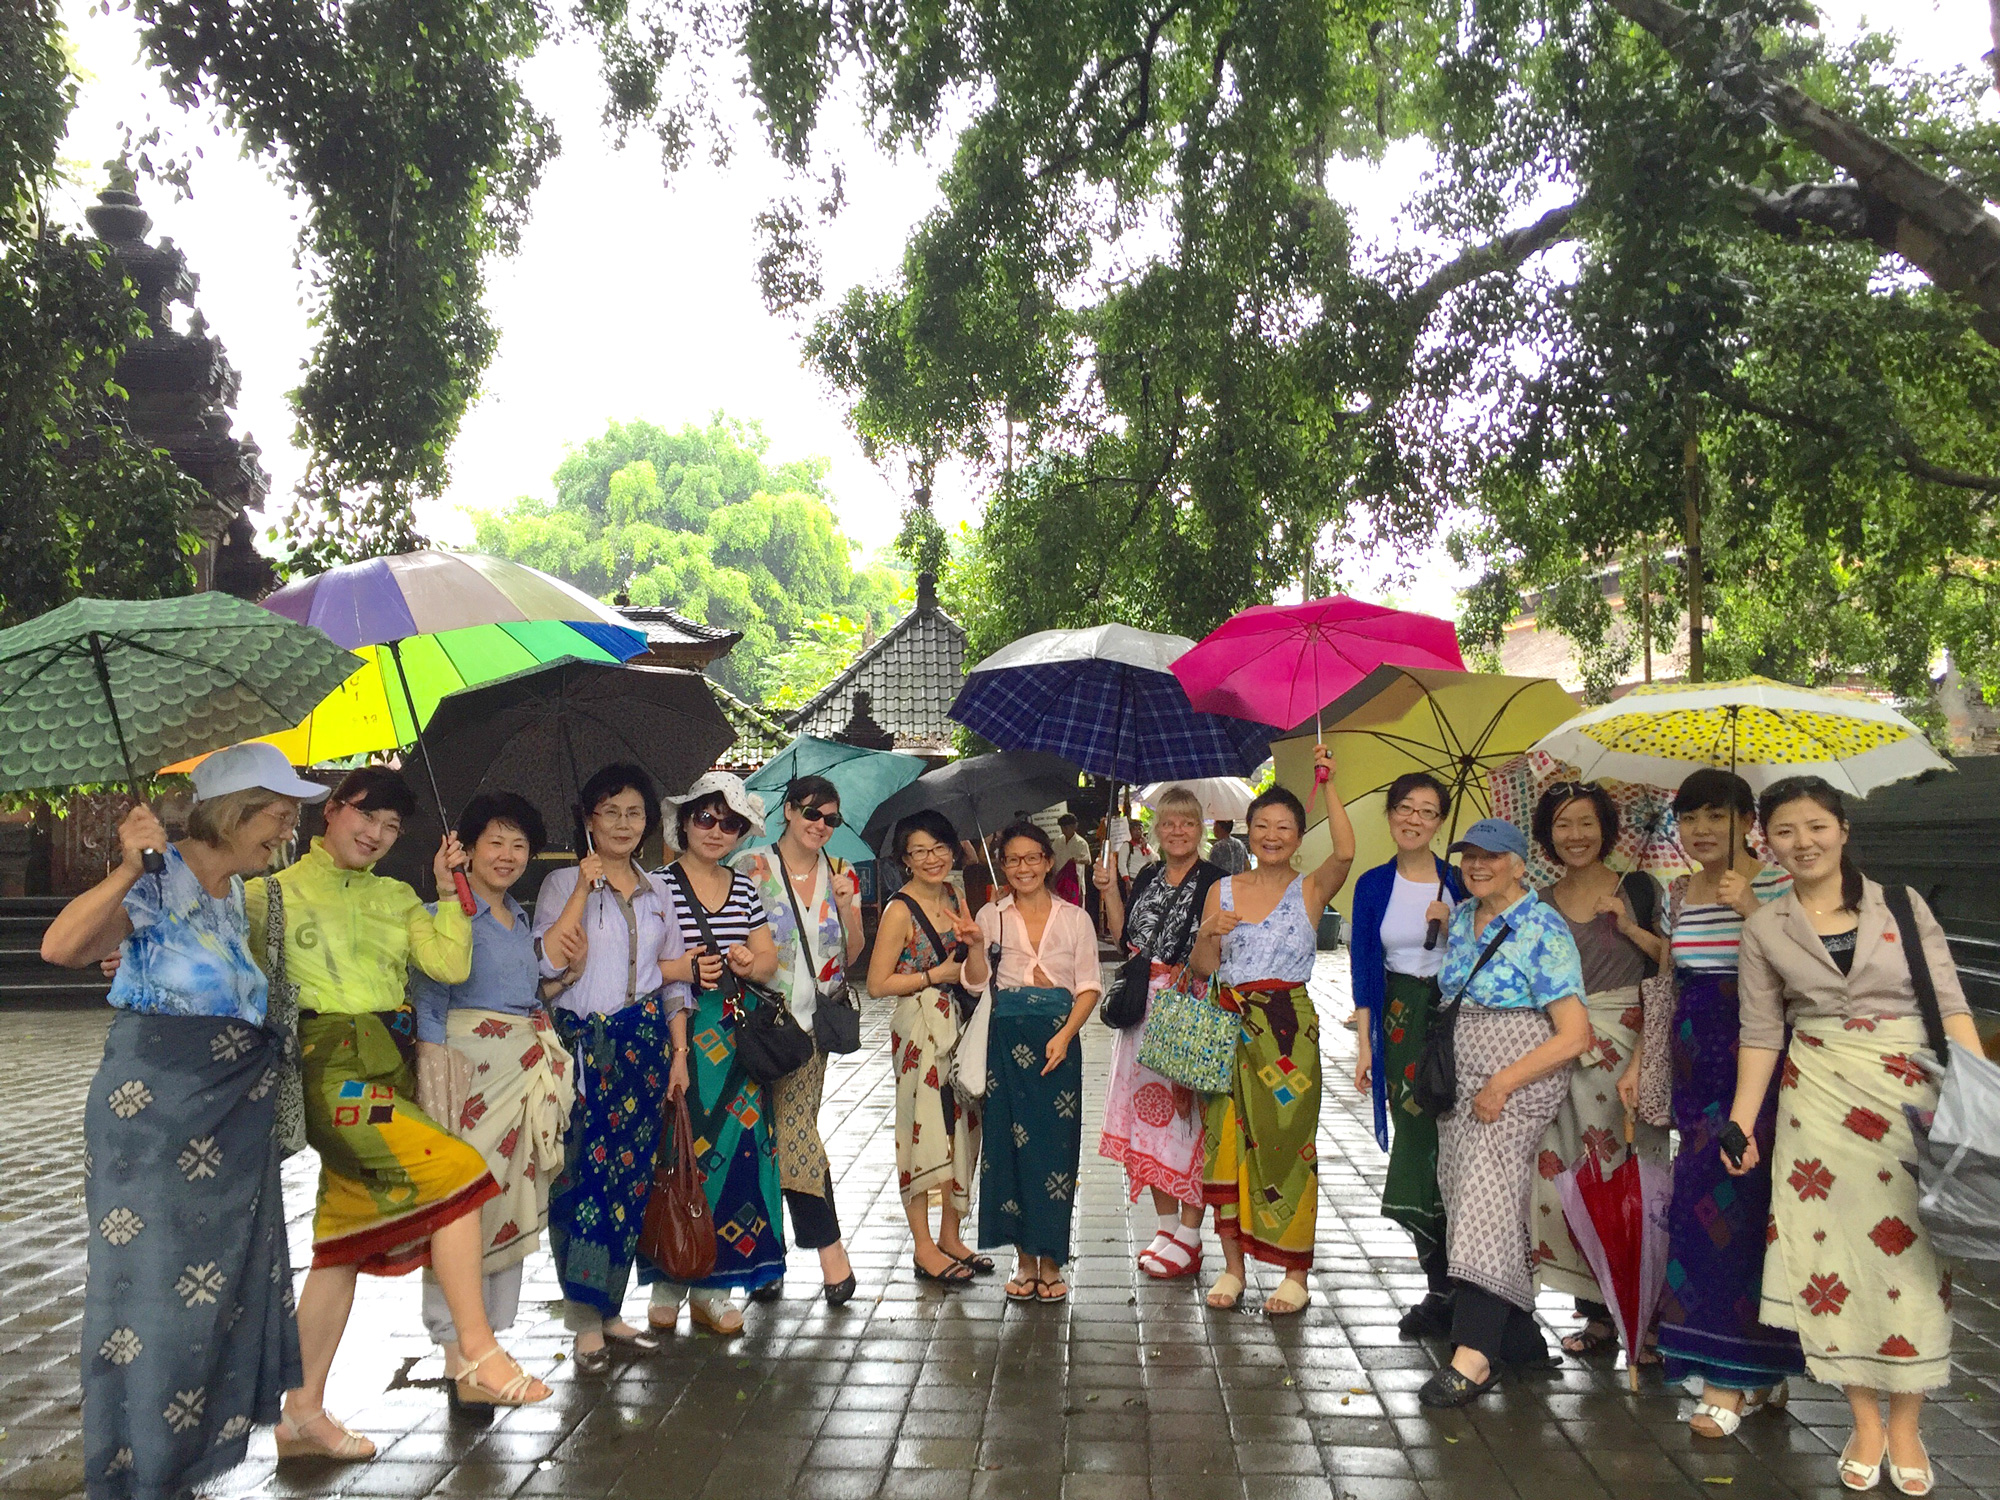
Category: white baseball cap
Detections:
[{"x1": 191, "y1": 742, "x2": 331, "y2": 804}]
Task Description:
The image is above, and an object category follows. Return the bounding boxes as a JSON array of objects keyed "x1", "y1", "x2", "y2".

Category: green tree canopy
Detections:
[{"x1": 467, "y1": 414, "x2": 906, "y2": 702}]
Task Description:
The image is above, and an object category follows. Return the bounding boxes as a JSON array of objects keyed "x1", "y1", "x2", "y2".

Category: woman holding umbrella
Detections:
[
  {"x1": 43, "y1": 744, "x2": 321, "y2": 1498},
  {"x1": 1348, "y1": 771, "x2": 1465, "y2": 1337},
  {"x1": 647, "y1": 774, "x2": 786, "y2": 1333},
  {"x1": 534, "y1": 764, "x2": 693, "y2": 1371},
  {"x1": 1525, "y1": 782, "x2": 1671, "y2": 1360},
  {"x1": 732, "y1": 775, "x2": 863, "y2": 1304},
  {"x1": 1188, "y1": 745, "x2": 1356, "y2": 1316},
  {"x1": 1653, "y1": 769, "x2": 1805, "y2": 1435},
  {"x1": 246, "y1": 765, "x2": 550, "y2": 1452},
  {"x1": 1729, "y1": 778, "x2": 1979, "y2": 1495}
]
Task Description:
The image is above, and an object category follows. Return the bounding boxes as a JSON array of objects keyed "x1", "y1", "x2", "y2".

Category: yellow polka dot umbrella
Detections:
[{"x1": 1530, "y1": 676, "x2": 1949, "y2": 799}]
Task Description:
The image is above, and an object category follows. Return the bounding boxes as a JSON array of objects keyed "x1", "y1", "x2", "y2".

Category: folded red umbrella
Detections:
[{"x1": 1555, "y1": 1112, "x2": 1672, "y2": 1390}]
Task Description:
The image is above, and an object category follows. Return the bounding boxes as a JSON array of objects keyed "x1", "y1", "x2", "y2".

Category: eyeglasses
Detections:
[
  {"x1": 593, "y1": 806, "x2": 649, "y2": 826},
  {"x1": 795, "y1": 805, "x2": 844, "y2": 828},
  {"x1": 1001, "y1": 854, "x2": 1047, "y2": 869},
  {"x1": 903, "y1": 842, "x2": 953, "y2": 862},
  {"x1": 1390, "y1": 802, "x2": 1442, "y2": 823},
  {"x1": 689, "y1": 808, "x2": 750, "y2": 836}
]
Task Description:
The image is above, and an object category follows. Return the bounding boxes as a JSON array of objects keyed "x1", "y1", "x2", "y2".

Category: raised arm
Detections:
[
  {"x1": 1301, "y1": 745, "x2": 1356, "y2": 915},
  {"x1": 41, "y1": 805, "x2": 160, "y2": 967}
]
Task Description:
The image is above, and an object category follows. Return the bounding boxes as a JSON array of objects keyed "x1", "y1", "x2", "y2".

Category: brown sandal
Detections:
[{"x1": 1035, "y1": 1276, "x2": 1069, "y2": 1304}]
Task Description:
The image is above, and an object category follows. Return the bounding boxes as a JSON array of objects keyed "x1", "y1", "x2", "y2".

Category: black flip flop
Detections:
[
  {"x1": 951, "y1": 1251, "x2": 997, "y2": 1275},
  {"x1": 916, "y1": 1259, "x2": 976, "y2": 1287}
]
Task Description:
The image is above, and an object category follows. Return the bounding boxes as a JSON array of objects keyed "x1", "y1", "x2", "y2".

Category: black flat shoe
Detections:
[
  {"x1": 1418, "y1": 1366, "x2": 1502, "y2": 1409},
  {"x1": 824, "y1": 1273, "x2": 858, "y2": 1306},
  {"x1": 445, "y1": 1378, "x2": 495, "y2": 1425},
  {"x1": 915, "y1": 1259, "x2": 976, "y2": 1287},
  {"x1": 571, "y1": 1344, "x2": 612, "y2": 1377},
  {"x1": 1398, "y1": 1296, "x2": 1453, "y2": 1340},
  {"x1": 950, "y1": 1251, "x2": 996, "y2": 1275},
  {"x1": 749, "y1": 1280, "x2": 784, "y2": 1303}
]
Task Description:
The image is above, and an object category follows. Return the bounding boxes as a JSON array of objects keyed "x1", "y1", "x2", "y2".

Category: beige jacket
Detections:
[{"x1": 1737, "y1": 878, "x2": 1969, "y2": 1052}]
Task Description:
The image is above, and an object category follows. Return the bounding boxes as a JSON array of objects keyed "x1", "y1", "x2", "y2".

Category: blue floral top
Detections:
[
  {"x1": 110, "y1": 844, "x2": 268, "y2": 1025},
  {"x1": 1436, "y1": 889, "x2": 1583, "y2": 1012}
]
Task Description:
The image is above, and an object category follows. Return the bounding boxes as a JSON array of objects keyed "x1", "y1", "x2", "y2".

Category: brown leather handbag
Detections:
[{"x1": 639, "y1": 1094, "x2": 715, "y2": 1283}]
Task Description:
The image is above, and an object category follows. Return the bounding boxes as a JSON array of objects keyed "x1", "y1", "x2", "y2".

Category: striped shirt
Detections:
[
  {"x1": 659, "y1": 864, "x2": 771, "y2": 955},
  {"x1": 1663, "y1": 866, "x2": 1792, "y2": 971}
]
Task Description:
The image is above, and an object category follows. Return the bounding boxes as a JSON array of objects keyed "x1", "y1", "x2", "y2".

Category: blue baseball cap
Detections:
[{"x1": 1448, "y1": 817, "x2": 1528, "y2": 861}]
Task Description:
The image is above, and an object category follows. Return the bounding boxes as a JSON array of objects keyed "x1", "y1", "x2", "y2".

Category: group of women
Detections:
[
  {"x1": 1351, "y1": 766, "x2": 1978, "y2": 1496},
  {"x1": 46, "y1": 732, "x2": 1981, "y2": 1500}
]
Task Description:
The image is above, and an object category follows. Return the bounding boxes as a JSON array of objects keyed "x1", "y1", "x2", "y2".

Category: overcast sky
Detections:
[{"x1": 52, "y1": 1, "x2": 1988, "y2": 618}]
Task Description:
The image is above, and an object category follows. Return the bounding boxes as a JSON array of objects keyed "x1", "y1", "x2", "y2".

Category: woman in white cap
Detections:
[
  {"x1": 1419, "y1": 817, "x2": 1590, "y2": 1409},
  {"x1": 646, "y1": 772, "x2": 783, "y2": 1336},
  {"x1": 43, "y1": 743, "x2": 323, "y2": 1500}
]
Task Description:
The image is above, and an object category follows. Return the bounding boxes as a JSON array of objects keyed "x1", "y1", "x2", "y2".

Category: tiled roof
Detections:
[
  {"x1": 783, "y1": 587, "x2": 966, "y2": 755},
  {"x1": 708, "y1": 683, "x2": 790, "y2": 771},
  {"x1": 616, "y1": 605, "x2": 742, "y2": 667}
]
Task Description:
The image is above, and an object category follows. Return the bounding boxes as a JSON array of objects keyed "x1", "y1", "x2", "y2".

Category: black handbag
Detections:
[
  {"x1": 671, "y1": 865, "x2": 813, "y2": 1085},
  {"x1": 1412, "y1": 920, "x2": 1513, "y2": 1118},
  {"x1": 780, "y1": 853, "x2": 862, "y2": 1055},
  {"x1": 1103, "y1": 863, "x2": 1218, "y2": 1030}
]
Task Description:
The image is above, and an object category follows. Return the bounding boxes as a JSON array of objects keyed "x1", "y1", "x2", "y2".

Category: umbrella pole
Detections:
[
  {"x1": 387, "y1": 639, "x2": 475, "y2": 915},
  {"x1": 88, "y1": 632, "x2": 163, "y2": 874}
]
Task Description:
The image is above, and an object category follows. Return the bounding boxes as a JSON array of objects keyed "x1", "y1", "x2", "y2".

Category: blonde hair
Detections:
[
  {"x1": 1151, "y1": 785, "x2": 1205, "y2": 827},
  {"x1": 185, "y1": 788, "x2": 298, "y2": 849}
]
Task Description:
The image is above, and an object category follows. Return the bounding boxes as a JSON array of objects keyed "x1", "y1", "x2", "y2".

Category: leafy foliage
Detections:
[
  {"x1": 466, "y1": 414, "x2": 906, "y2": 701},
  {"x1": 0, "y1": 0, "x2": 201, "y2": 628}
]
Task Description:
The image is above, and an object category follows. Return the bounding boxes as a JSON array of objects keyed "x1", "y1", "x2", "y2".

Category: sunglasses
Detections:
[
  {"x1": 689, "y1": 808, "x2": 751, "y2": 836},
  {"x1": 794, "y1": 805, "x2": 844, "y2": 828}
]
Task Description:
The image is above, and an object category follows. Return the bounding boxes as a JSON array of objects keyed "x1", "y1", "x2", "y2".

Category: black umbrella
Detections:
[
  {"x1": 862, "y1": 750, "x2": 1083, "y2": 863},
  {"x1": 416, "y1": 657, "x2": 735, "y2": 852}
]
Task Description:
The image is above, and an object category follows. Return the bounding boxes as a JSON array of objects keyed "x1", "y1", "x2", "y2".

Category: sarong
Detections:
[
  {"x1": 771, "y1": 1048, "x2": 830, "y2": 1195},
  {"x1": 300, "y1": 1009, "x2": 497, "y2": 1275},
  {"x1": 83, "y1": 1013, "x2": 302, "y2": 1500},
  {"x1": 1202, "y1": 980, "x2": 1319, "y2": 1270},
  {"x1": 1531, "y1": 985, "x2": 1670, "y2": 1301},
  {"x1": 1098, "y1": 960, "x2": 1204, "y2": 1205},
  {"x1": 1380, "y1": 971, "x2": 1445, "y2": 1265},
  {"x1": 1656, "y1": 968, "x2": 1806, "y2": 1389},
  {"x1": 891, "y1": 985, "x2": 981, "y2": 1211},
  {"x1": 1437, "y1": 1005, "x2": 1571, "y2": 1310},
  {"x1": 445, "y1": 1007, "x2": 575, "y2": 1272},
  {"x1": 639, "y1": 984, "x2": 785, "y2": 1293},
  {"x1": 979, "y1": 987, "x2": 1084, "y2": 1262},
  {"x1": 1761, "y1": 1015, "x2": 1952, "y2": 1392}
]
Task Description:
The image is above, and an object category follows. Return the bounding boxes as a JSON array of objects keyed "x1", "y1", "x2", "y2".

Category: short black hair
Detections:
[
  {"x1": 787, "y1": 774, "x2": 839, "y2": 809},
  {"x1": 997, "y1": 821, "x2": 1056, "y2": 860},
  {"x1": 1246, "y1": 784, "x2": 1307, "y2": 834},
  {"x1": 458, "y1": 792, "x2": 548, "y2": 859},
  {"x1": 1532, "y1": 782, "x2": 1620, "y2": 865},
  {"x1": 1671, "y1": 767, "x2": 1755, "y2": 820},
  {"x1": 675, "y1": 790, "x2": 749, "y2": 848},
  {"x1": 331, "y1": 765, "x2": 418, "y2": 820},
  {"x1": 1057, "y1": 813, "x2": 1078, "y2": 829},
  {"x1": 893, "y1": 810, "x2": 963, "y2": 868},
  {"x1": 574, "y1": 762, "x2": 662, "y2": 850},
  {"x1": 1385, "y1": 772, "x2": 1451, "y2": 822}
]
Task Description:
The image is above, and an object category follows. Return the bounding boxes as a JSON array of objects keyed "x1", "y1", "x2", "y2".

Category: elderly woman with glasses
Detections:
[
  {"x1": 1348, "y1": 772, "x2": 1465, "y2": 1337},
  {"x1": 1418, "y1": 818, "x2": 1591, "y2": 1409}
]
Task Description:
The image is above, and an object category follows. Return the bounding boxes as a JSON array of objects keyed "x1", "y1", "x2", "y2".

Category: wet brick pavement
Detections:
[{"x1": 4, "y1": 955, "x2": 1999, "y2": 1499}]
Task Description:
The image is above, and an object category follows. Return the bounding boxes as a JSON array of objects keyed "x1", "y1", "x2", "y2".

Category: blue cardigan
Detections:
[{"x1": 1349, "y1": 855, "x2": 1466, "y2": 1151}]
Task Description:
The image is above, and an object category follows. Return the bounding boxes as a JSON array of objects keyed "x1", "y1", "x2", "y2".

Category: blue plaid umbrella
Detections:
[{"x1": 951, "y1": 624, "x2": 1272, "y2": 783}]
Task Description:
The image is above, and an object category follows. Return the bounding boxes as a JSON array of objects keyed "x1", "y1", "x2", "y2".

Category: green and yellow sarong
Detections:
[
  {"x1": 1380, "y1": 971, "x2": 1445, "y2": 1270},
  {"x1": 300, "y1": 1009, "x2": 496, "y2": 1276},
  {"x1": 1202, "y1": 980, "x2": 1319, "y2": 1270}
]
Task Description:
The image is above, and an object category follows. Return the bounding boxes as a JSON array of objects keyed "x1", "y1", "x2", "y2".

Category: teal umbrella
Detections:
[
  {"x1": 739, "y1": 734, "x2": 927, "y2": 865},
  {"x1": 0, "y1": 594, "x2": 360, "y2": 865}
]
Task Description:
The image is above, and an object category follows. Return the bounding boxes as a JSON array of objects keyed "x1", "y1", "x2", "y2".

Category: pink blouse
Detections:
[{"x1": 976, "y1": 895, "x2": 1103, "y2": 999}]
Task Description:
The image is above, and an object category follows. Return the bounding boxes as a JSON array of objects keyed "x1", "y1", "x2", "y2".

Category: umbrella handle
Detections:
[{"x1": 451, "y1": 870, "x2": 475, "y2": 914}]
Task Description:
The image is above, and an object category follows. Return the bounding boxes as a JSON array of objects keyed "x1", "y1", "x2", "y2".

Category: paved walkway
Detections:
[{"x1": 3, "y1": 957, "x2": 1998, "y2": 1500}]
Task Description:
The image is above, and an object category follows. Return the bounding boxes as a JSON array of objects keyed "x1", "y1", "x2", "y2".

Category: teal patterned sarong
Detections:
[{"x1": 978, "y1": 987, "x2": 1083, "y2": 1264}]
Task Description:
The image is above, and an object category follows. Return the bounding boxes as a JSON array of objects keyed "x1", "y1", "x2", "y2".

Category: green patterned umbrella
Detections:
[{"x1": 0, "y1": 594, "x2": 361, "y2": 797}]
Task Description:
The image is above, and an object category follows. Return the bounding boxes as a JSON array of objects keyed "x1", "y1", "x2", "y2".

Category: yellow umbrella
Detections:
[{"x1": 1271, "y1": 667, "x2": 1577, "y2": 922}]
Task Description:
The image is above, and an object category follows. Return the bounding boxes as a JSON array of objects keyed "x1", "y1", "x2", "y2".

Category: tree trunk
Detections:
[
  {"x1": 1639, "y1": 553, "x2": 1653, "y2": 684},
  {"x1": 1681, "y1": 397, "x2": 1704, "y2": 684},
  {"x1": 1606, "y1": 0, "x2": 2000, "y2": 347}
]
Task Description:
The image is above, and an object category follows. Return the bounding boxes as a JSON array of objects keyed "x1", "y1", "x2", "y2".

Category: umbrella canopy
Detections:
[
  {"x1": 1556, "y1": 1132, "x2": 1672, "y2": 1391},
  {"x1": 952, "y1": 624, "x2": 1271, "y2": 783},
  {"x1": 1531, "y1": 676, "x2": 1950, "y2": 797},
  {"x1": 1486, "y1": 749, "x2": 1693, "y2": 887},
  {"x1": 862, "y1": 751, "x2": 1082, "y2": 853},
  {"x1": 739, "y1": 735, "x2": 927, "y2": 865},
  {"x1": 416, "y1": 657, "x2": 735, "y2": 851},
  {"x1": 1135, "y1": 777, "x2": 1258, "y2": 824},
  {"x1": 0, "y1": 594, "x2": 359, "y2": 794},
  {"x1": 1270, "y1": 667, "x2": 1577, "y2": 921},
  {"x1": 1172, "y1": 597, "x2": 1465, "y2": 732}
]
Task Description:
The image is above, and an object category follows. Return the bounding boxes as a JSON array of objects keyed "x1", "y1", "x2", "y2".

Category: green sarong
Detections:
[{"x1": 1381, "y1": 971, "x2": 1445, "y2": 1266}]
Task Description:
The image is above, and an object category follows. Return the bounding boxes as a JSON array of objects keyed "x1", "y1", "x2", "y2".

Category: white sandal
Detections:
[
  {"x1": 452, "y1": 1345, "x2": 550, "y2": 1407},
  {"x1": 275, "y1": 1408, "x2": 376, "y2": 1461},
  {"x1": 1689, "y1": 1401, "x2": 1743, "y2": 1437},
  {"x1": 1839, "y1": 1433, "x2": 1886, "y2": 1492},
  {"x1": 1887, "y1": 1438, "x2": 1932, "y2": 1496}
]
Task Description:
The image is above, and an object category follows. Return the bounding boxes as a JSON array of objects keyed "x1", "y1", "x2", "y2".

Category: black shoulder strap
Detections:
[
  {"x1": 778, "y1": 853, "x2": 826, "y2": 975},
  {"x1": 668, "y1": 862, "x2": 723, "y2": 954},
  {"x1": 1881, "y1": 883, "x2": 1951, "y2": 1062},
  {"x1": 892, "y1": 889, "x2": 954, "y2": 965},
  {"x1": 1450, "y1": 920, "x2": 1514, "y2": 1006},
  {"x1": 1621, "y1": 871, "x2": 1660, "y2": 979}
]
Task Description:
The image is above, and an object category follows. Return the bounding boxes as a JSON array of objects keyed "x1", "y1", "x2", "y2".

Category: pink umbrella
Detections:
[
  {"x1": 1554, "y1": 1113, "x2": 1672, "y2": 1391},
  {"x1": 1487, "y1": 750, "x2": 1692, "y2": 888},
  {"x1": 1172, "y1": 597, "x2": 1464, "y2": 734}
]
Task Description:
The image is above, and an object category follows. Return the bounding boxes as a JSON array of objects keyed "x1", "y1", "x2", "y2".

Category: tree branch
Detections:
[
  {"x1": 1717, "y1": 387, "x2": 2000, "y2": 498},
  {"x1": 1404, "y1": 201, "x2": 1582, "y2": 322},
  {"x1": 1602, "y1": 0, "x2": 2000, "y2": 347}
]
